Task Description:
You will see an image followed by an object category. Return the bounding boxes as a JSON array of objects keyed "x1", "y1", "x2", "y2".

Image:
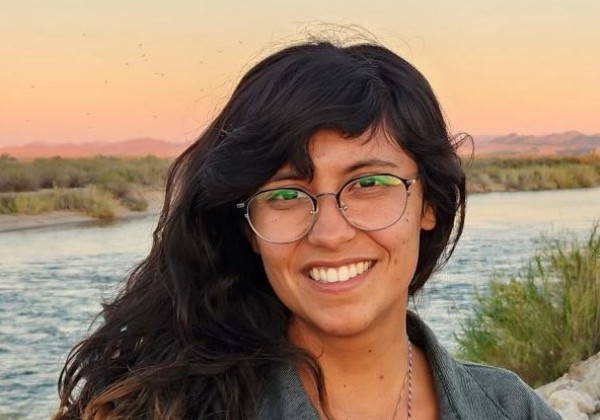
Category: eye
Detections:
[
  {"x1": 256, "y1": 189, "x2": 310, "y2": 211},
  {"x1": 265, "y1": 189, "x2": 301, "y2": 201},
  {"x1": 343, "y1": 175, "x2": 402, "y2": 200},
  {"x1": 353, "y1": 174, "x2": 401, "y2": 189}
]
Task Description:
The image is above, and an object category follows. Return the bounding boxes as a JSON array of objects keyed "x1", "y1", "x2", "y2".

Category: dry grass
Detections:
[
  {"x1": 0, "y1": 155, "x2": 162, "y2": 217},
  {"x1": 465, "y1": 155, "x2": 600, "y2": 193},
  {"x1": 0, "y1": 187, "x2": 120, "y2": 219}
]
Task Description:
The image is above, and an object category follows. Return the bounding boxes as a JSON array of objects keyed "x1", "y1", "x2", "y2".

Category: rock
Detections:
[
  {"x1": 537, "y1": 351, "x2": 600, "y2": 420},
  {"x1": 550, "y1": 390, "x2": 596, "y2": 413}
]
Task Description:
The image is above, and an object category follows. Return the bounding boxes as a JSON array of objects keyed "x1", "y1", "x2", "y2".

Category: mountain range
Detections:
[
  {"x1": 0, "y1": 138, "x2": 188, "y2": 159},
  {"x1": 1, "y1": 132, "x2": 599, "y2": 159},
  {"x1": 468, "y1": 131, "x2": 600, "y2": 157}
]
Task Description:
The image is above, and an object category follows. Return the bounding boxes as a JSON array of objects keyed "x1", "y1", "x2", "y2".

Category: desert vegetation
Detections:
[
  {"x1": 465, "y1": 155, "x2": 600, "y2": 193},
  {"x1": 0, "y1": 155, "x2": 171, "y2": 218},
  {"x1": 1, "y1": 154, "x2": 599, "y2": 218},
  {"x1": 456, "y1": 222, "x2": 600, "y2": 387}
]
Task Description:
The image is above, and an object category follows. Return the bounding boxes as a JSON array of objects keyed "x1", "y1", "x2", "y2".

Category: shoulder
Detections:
[
  {"x1": 454, "y1": 360, "x2": 562, "y2": 419},
  {"x1": 460, "y1": 359, "x2": 529, "y2": 391},
  {"x1": 257, "y1": 364, "x2": 319, "y2": 420},
  {"x1": 406, "y1": 311, "x2": 560, "y2": 419}
]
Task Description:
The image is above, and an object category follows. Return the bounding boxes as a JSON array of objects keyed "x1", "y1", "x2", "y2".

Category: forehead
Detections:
[{"x1": 308, "y1": 128, "x2": 417, "y2": 174}]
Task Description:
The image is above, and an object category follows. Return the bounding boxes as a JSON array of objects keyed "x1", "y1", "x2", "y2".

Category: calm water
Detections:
[{"x1": 1, "y1": 187, "x2": 599, "y2": 419}]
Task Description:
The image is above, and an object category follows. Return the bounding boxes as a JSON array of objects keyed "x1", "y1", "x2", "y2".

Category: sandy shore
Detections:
[{"x1": 0, "y1": 190, "x2": 165, "y2": 233}]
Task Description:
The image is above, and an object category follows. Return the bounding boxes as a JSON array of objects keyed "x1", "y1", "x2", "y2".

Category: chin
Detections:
[{"x1": 306, "y1": 314, "x2": 375, "y2": 338}]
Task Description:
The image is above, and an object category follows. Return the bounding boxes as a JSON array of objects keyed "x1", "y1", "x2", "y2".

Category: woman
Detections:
[{"x1": 54, "y1": 40, "x2": 560, "y2": 419}]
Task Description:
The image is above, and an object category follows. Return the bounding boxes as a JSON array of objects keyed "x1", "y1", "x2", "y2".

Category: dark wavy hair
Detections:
[{"x1": 54, "y1": 40, "x2": 466, "y2": 419}]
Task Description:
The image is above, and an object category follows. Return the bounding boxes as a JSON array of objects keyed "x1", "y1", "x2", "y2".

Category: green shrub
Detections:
[
  {"x1": 0, "y1": 156, "x2": 171, "y2": 193},
  {"x1": 456, "y1": 222, "x2": 600, "y2": 387},
  {"x1": 14, "y1": 194, "x2": 54, "y2": 213},
  {"x1": 0, "y1": 192, "x2": 54, "y2": 214},
  {"x1": 0, "y1": 155, "x2": 164, "y2": 218},
  {"x1": 0, "y1": 187, "x2": 118, "y2": 219},
  {"x1": 118, "y1": 188, "x2": 149, "y2": 212},
  {"x1": 464, "y1": 155, "x2": 600, "y2": 193},
  {"x1": 52, "y1": 186, "x2": 117, "y2": 219}
]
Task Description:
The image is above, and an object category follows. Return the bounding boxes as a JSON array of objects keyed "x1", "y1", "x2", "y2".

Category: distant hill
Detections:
[
  {"x1": 470, "y1": 131, "x2": 600, "y2": 157},
  {"x1": 0, "y1": 138, "x2": 190, "y2": 159},
  {"x1": 1, "y1": 132, "x2": 599, "y2": 159}
]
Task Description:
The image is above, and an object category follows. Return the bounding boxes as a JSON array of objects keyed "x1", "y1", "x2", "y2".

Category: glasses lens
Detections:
[
  {"x1": 247, "y1": 188, "x2": 314, "y2": 243},
  {"x1": 340, "y1": 174, "x2": 408, "y2": 230}
]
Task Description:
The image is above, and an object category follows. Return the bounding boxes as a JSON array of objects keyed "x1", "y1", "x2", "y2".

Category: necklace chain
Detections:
[{"x1": 390, "y1": 339, "x2": 413, "y2": 420}]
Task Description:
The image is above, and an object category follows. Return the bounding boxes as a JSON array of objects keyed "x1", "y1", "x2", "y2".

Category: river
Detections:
[{"x1": 1, "y1": 187, "x2": 599, "y2": 419}]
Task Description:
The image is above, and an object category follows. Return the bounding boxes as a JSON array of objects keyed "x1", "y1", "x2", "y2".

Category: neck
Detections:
[
  {"x1": 289, "y1": 307, "x2": 409, "y2": 374},
  {"x1": 289, "y1": 311, "x2": 411, "y2": 418}
]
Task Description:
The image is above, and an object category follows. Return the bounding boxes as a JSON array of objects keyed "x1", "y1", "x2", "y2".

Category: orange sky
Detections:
[{"x1": 2, "y1": 0, "x2": 599, "y2": 146}]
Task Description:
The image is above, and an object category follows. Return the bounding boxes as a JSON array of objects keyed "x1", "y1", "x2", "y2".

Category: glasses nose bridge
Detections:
[{"x1": 312, "y1": 191, "x2": 345, "y2": 213}]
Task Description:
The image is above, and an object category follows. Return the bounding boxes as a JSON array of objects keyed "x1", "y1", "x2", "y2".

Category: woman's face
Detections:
[{"x1": 251, "y1": 128, "x2": 436, "y2": 343}]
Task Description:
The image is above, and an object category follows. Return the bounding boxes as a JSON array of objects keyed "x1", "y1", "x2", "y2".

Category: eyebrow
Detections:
[
  {"x1": 269, "y1": 158, "x2": 399, "y2": 183},
  {"x1": 343, "y1": 158, "x2": 399, "y2": 174}
]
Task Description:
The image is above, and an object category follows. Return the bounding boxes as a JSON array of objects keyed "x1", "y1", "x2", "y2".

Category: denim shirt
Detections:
[{"x1": 258, "y1": 311, "x2": 561, "y2": 419}]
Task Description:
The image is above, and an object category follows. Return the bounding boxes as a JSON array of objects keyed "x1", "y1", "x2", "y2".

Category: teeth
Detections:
[
  {"x1": 349, "y1": 264, "x2": 357, "y2": 277},
  {"x1": 309, "y1": 261, "x2": 372, "y2": 283},
  {"x1": 338, "y1": 266, "x2": 349, "y2": 281}
]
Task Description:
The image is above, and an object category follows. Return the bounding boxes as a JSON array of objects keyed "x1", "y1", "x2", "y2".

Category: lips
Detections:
[{"x1": 308, "y1": 260, "x2": 374, "y2": 283}]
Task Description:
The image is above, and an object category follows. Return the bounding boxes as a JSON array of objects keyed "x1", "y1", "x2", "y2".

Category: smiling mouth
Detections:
[{"x1": 308, "y1": 261, "x2": 374, "y2": 283}]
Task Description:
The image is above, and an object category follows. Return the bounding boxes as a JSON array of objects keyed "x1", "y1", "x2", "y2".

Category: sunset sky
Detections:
[{"x1": 2, "y1": 0, "x2": 599, "y2": 146}]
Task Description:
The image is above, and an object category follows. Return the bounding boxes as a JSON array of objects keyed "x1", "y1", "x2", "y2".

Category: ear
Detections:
[{"x1": 420, "y1": 201, "x2": 436, "y2": 231}]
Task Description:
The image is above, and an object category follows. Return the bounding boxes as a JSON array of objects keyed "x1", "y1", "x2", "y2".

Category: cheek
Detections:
[
  {"x1": 256, "y1": 243, "x2": 295, "y2": 283},
  {"x1": 261, "y1": 254, "x2": 284, "y2": 278},
  {"x1": 384, "y1": 222, "x2": 421, "y2": 268}
]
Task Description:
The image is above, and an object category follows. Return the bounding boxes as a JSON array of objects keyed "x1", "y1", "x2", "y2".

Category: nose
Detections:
[{"x1": 306, "y1": 193, "x2": 356, "y2": 248}]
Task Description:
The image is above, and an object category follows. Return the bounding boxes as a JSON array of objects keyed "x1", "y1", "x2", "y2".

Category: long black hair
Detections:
[{"x1": 54, "y1": 40, "x2": 465, "y2": 419}]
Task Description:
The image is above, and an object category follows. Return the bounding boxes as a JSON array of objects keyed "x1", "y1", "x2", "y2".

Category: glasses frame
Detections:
[{"x1": 236, "y1": 173, "x2": 419, "y2": 244}]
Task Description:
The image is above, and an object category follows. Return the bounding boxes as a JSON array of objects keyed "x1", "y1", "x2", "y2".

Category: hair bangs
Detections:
[{"x1": 201, "y1": 44, "x2": 392, "y2": 206}]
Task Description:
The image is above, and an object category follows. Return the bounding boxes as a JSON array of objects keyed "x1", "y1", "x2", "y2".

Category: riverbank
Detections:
[
  {"x1": 0, "y1": 189, "x2": 164, "y2": 233},
  {"x1": 465, "y1": 155, "x2": 600, "y2": 193}
]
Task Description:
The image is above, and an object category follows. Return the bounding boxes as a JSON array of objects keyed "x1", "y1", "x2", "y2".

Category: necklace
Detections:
[{"x1": 390, "y1": 339, "x2": 413, "y2": 420}]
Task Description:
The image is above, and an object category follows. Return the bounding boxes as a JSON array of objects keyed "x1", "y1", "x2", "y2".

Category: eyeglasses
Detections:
[{"x1": 236, "y1": 173, "x2": 418, "y2": 244}]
